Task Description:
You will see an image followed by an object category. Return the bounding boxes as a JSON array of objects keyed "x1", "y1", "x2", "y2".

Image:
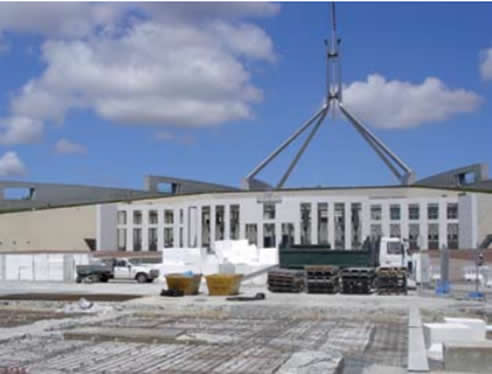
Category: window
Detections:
[
  {"x1": 281, "y1": 223, "x2": 295, "y2": 245},
  {"x1": 148, "y1": 228, "x2": 157, "y2": 251},
  {"x1": 245, "y1": 224, "x2": 257, "y2": 246},
  {"x1": 428, "y1": 203, "x2": 439, "y2": 220},
  {"x1": 318, "y1": 203, "x2": 329, "y2": 245},
  {"x1": 334, "y1": 203, "x2": 345, "y2": 249},
  {"x1": 149, "y1": 210, "x2": 158, "y2": 225},
  {"x1": 164, "y1": 227, "x2": 174, "y2": 248},
  {"x1": 390, "y1": 224, "x2": 401, "y2": 238},
  {"x1": 390, "y1": 204, "x2": 401, "y2": 220},
  {"x1": 164, "y1": 210, "x2": 174, "y2": 224},
  {"x1": 447, "y1": 223, "x2": 459, "y2": 249},
  {"x1": 117, "y1": 211, "x2": 127, "y2": 225},
  {"x1": 447, "y1": 203, "x2": 458, "y2": 220},
  {"x1": 387, "y1": 242, "x2": 402, "y2": 255},
  {"x1": 351, "y1": 203, "x2": 362, "y2": 249},
  {"x1": 263, "y1": 203, "x2": 276, "y2": 220},
  {"x1": 409, "y1": 224, "x2": 420, "y2": 250},
  {"x1": 230, "y1": 205, "x2": 240, "y2": 240},
  {"x1": 408, "y1": 204, "x2": 419, "y2": 220},
  {"x1": 370, "y1": 205, "x2": 382, "y2": 220},
  {"x1": 263, "y1": 223, "x2": 276, "y2": 248},
  {"x1": 215, "y1": 205, "x2": 225, "y2": 241},
  {"x1": 428, "y1": 223, "x2": 439, "y2": 250},
  {"x1": 300, "y1": 203, "x2": 312, "y2": 245},
  {"x1": 133, "y1": 211, "x2": 142, "y2": 225},
  {"x1": 117, "y1": 228, "x2": 126, "y2": 251},
  {"x1": 370, "y1": 224, "x2": 382, "y2": 239},
  {"x1": 179, "y1": 209, "x2": 184, "y2": 224},
  {"x1": 133, "y1": 228, "x2": 142, "y2": 251}
]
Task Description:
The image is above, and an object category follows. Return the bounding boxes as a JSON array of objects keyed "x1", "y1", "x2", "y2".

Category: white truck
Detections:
[{"x1": 76, "y1": 258, "x2": 160, "y2": 283}]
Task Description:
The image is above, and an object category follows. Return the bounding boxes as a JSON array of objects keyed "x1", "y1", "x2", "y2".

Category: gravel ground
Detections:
[{"x1": 0, "y1": 280, "x2": 490, "y2": 373}]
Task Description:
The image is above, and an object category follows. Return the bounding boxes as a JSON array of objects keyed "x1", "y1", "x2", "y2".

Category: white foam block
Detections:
[
  {"x1": 423, "y1": 323, "x2": 471, "y2": 349},
  {"x1": 444, "y1": 317, "x2": 486, "y2": 341}
]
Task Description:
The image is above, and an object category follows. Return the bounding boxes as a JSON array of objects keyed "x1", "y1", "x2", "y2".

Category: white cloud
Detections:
[
  {"x1": 1, "y1": 3, "x2": 277, "y2": 144},
  {"x1": 0, "y1": 152, "x2": 26, "y2": 177},
  {"x1": 343, "y1": 74, "x2": 482, "y2": 129},
  {"x1": 0, "y1": 116, "x2": 43, "y2": 145},
  {"x1": 0, "y1": 3, "x2": 124, "y2": 39},
  {"x1": 480, "y1": 48, "x2": 492, "y2": 80},
  {"x1": 55, "y1": 138, "x2": 87, "y2": 154}
]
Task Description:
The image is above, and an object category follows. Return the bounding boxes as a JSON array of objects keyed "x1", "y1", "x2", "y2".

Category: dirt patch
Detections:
[
  {"x1": 0, "y1": 309, "x2": 82, "y2": 328},
  {"x1": 0, "y1": 293, "x2": 142, "y2": 302}
]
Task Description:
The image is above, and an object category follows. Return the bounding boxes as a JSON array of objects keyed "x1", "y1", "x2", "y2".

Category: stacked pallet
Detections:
[
  {"x1": 305, "y1": 265, "x2": 340, "y2": 294},
  {"x1": 341, "y1": 267, "x2": 375, "y2": 294},
  {"x1": 267, "y1": 268, "x2": 305, "y2": 293},
  {"x1": 375, "y1": 267, "x2": 407, "y2": 295}
]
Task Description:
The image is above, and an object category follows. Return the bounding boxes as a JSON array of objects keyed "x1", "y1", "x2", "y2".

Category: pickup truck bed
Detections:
[{"x1": 76, "y1": 264, "x2": 113, "y2": 283}]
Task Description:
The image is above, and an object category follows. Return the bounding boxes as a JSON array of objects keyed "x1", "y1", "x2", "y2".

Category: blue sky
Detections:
[{"x1": 0, "y1": 2, "x2": 491, "y2": 189}]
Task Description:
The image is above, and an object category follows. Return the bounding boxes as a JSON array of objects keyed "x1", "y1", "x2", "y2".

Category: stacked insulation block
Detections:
[
  {"x1": 305, "y1": 265, "x2": 340, "y2": 294},
  {"x1": 267, "y1": 268, "x2": 305, "y2": 293},
  {"x1": 341, "y1": 267, "x2": 375, "y2": 294}
]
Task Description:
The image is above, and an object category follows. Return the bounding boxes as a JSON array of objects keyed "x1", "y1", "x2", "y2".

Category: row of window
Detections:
[
  {"x1": 118, "y1": 209, "x2": 182, "y2": 225},
  {"x1": 120, "y1": 202, "x2": 458, "y2": 227},
  {"x1": 372, "y1": 203, "x2": 458, "y2": 221},
  {"x1": 118, "y1": 222, "x2": 460, "y2": 251},
  {"x1": 118, "y1": 227, "x2": 183, "y2": 251}
]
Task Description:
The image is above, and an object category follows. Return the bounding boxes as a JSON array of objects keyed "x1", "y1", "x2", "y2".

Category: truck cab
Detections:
[
  {"x1": 112, "y1": 258, "x2": 160, "y2": 283},
  {"x1": 378, "y1": 237, "x2": 408, "y2": 269}
]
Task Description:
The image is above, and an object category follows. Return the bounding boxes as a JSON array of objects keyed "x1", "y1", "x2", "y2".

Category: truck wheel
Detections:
[
  {"x1": 100, "y1": 275, "x2": 109, "y2": 283},
  {"x1": 136, "y1": 273, "x2": 148, "y2": 283},
  {"x1": 76, "y1": 276, "x2": 82, "y2": 283}
]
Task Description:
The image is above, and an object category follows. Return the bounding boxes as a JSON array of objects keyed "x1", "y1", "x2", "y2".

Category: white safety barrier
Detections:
[{"x1": 0, "y1": 253, "x2": 89, "y2": 281}]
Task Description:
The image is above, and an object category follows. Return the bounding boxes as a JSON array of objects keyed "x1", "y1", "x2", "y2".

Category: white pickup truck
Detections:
[{"x1": 76, "y1": 258, "x2": 160, "y2": 283}]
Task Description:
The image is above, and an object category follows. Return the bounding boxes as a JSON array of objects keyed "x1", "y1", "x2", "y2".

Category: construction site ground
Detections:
[{"x1": 0, "y1": 281, "x2": 491, "y2": 374}]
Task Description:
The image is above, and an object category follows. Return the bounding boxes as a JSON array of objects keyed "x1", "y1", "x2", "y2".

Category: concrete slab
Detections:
[
  {"x1": 408, "y1": 327, "x2": 430, "y2": 372},
  {"x1": 63, "y1": 326, "x2": 185, "y2": 344},
  {"x1": 443, "y1": 340, "x2": 492, "y2": 373},
  {"x1": 423, "y1": 323, "x2": 471, "y2": 349},
  {"x1": 408, "y1": 307, "x2": 430, "y2": 373},
  {"x1": 276, "y1": 350, "x2": 344, "y2": 374},
  {"x1": 443, "y1": 317, "x2": 486, "y2": 340},
  {"x1": 409, "y1": 306, "x2": 423, "y2": 328}
]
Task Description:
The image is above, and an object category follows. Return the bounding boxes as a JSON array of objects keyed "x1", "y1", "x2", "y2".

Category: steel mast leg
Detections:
[
  {"x1": 245, "y1": 105, "x2": 328, "y2": 183},
  {"x1": 338, "y1": 101, "x2": 416, "y2": 184},
  {"x1": 277, "y1": 107, "x2": 329, "y2": 188}
]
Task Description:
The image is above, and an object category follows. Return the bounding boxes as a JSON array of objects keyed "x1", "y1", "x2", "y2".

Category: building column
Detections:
[
  {"x1": 361, "y1": 201, "x2": 370, "y2": 242},
  {"x1": 401, "y1": 201, "x2": 409, "y2": 241},
  {"x1": 345, "y1": 202, "x2": 352, "y2": 249},
  {"x1": 312, "y1": 201, "x2": 318, "y2": 245},
  {"x1": 157, "y1": 209, "x2": 164, "y2": 251},
  {"x1": 439, "y1": 200, "x2": 447, "y2": 249},
  {"x1": 141, "y1": 208, "x2": 148, "y2": 251},
  {"x1": 328, "y1": 201, "x2": 335, "y2": 249},
  {"x1": 210, "y1": 205, "x2": 216, "y2": 249},
  {"x1": 381, "y1": 202, "x2": 389, "y2": 237},
  {"x1": 225, "y1": 204, "x2": 231, "y2": 240}
]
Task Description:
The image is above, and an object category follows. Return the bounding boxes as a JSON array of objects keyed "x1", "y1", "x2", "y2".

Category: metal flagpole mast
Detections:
[{"x1": 242, "y1": 2, "x2": 416, "y2": 190}]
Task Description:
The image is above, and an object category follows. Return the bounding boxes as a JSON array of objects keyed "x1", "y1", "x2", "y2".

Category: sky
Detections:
[{"x1": 0, "y1": 2, "x2": 491, "y2": 190}]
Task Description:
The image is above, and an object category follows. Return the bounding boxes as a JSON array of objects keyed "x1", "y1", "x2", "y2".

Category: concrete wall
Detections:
[
  {"x1": 0, "y1": 205, "x2": 96, "y2": 252},
  {"x1": 477, "y1": 192, "x2": 492, "y2": 247},
  {"x1": 459, "y1": 194, "x2": 477, "y2": 249},
  {"x1": 97, "y1": 204, "x2": 117, "y2": 251}
]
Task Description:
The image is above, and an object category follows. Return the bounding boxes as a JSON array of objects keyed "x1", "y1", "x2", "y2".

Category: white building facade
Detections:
[{"x1": 96, "y1": 186, "x2": 486, "y2": 252}]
